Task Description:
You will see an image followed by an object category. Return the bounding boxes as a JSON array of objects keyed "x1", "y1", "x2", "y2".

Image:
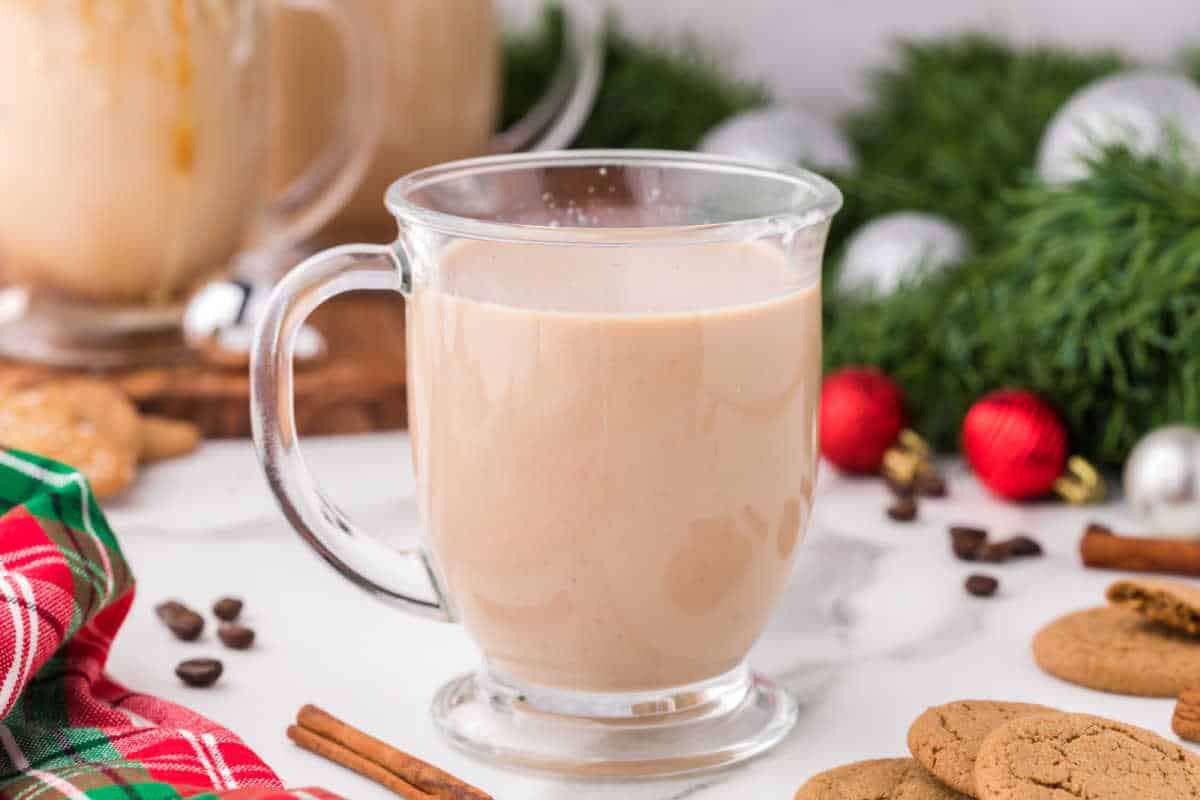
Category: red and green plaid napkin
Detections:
[{"x1": 0, "y1": 448, "x2": 341, "y2": 800}]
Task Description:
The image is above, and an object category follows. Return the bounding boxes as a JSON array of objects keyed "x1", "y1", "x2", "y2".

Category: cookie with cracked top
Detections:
[
  {"x1": 907, "y1": 700, "x2": 1058, "y2": 796},
  {"x1": 975, "y1": 712, "x2": 1200, "y2": 799},
  {"x1": 795, "y1": 758, "x2": 968, "y2": 799}
]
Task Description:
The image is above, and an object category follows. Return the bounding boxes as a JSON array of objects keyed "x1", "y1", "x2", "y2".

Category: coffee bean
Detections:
[
  {"x1": 156, "y1": 601, "x2": 203, "y2": 642},
  {"x1": 887, "y1": 496, "x2": 918, "y2": 522},
  {"x1": 914, "y1": 471, "x2": 947, "y2": 498},
  {"x1": 884, "y1": 474, "x2": 915, "y2": 498},
  {"x1": 1009, "y1": 535, "x2": 1043, "y2": 557},
  {"x1": 213, "y1": 597, "x2": 243, "y2": 622},
  {"x1": 218, "y1": 623, "x2": 255, "y2": 650},
  {"x1": 965, "y1": 574, "x2": 999, "y2": 597},
  {"x1": 978, "y1": 541, "x2": 1015, "y2": 563},
  {"x1": 175, "y1": 658, "x2": 223, "y2": 688},
  {"x1": 949, "y1": 526, "x2": 987, "y2": 560},
  {"x1": 155, "y1": 600, "x2": 186, "y2": 621}
]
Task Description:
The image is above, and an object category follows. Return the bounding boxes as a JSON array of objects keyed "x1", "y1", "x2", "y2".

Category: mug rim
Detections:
[{"x1": 384, "y1": 149, "x2": 843, "y2": 246}]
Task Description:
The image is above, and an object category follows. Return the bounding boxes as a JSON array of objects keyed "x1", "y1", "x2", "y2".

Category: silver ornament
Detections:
[
  {"x1": 699, "y1": 106, "x2": 857, "y2": 172},
  {"x1": 1037, "y1": 69, "x2": 1200, "y2": 184},
  {"x1": 1123, "y1": 426, "x2": 1200, "y2": 537},
  {"x1": 836, "y1": 211, "x2": 970, "y2": 297}
]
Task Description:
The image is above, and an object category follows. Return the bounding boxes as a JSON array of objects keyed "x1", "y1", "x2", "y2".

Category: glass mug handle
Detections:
[
  {"x1": 253, "y1": 0, "x2": 383, "y2": 252},
  {"x1": 249, "y1": 242, "x2": 450, "y2": 621},
  {"x1": 492, "y1": 0, "x2": 605, "y2": 153}
]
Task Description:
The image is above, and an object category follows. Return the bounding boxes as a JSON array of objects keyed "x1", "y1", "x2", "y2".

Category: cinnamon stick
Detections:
[
  {"x1": 287, "y1": 725, "x2": 436, "y2": 800},
  {"x1": 1080, "y1": 523, "x2": 1200, "y2": 577},
  {"x1": 292, "y1": 705, "x2": 493, "y2": 800}
]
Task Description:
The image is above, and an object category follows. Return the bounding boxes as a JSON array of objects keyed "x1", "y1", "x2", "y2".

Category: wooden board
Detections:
[{"x1": 0, "y1": 293, "x2": 408, "y2": 438}]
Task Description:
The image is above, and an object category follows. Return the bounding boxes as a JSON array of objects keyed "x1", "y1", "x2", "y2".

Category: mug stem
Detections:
[{"x1": 250, "y1": 242, "x2": 450, "y2": 621}]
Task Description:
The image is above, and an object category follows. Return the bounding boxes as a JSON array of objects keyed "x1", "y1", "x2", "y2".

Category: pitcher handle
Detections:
[
  {"x1": 493, "y1": 0, "x2": 605, "y2": 153},
  {"x1": 249, "y1": 242, "x2": 450, "y2": 621},
  {"x1": 254, "y1": 0, "x2": 383, "y2": 252}
]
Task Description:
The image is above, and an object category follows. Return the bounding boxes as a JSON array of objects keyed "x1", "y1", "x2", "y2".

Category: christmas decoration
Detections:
[
  {"x1": 826, "y1": 145, "x2": 1200, "y2": 466},
  {"x1": 881, "y1": 429, "x2": 945, "y2": 497},
  {"x1": 962, "y1": 390, "x2": 1066, "y2": 500},
  {"x1": 502, "y1": 6, "x2": 766, "y2": 151},
  {"x1": 1124, "y1": 426, "x2": 1200, "y2": 537},
  {"x1": 1037, "y1": 70, "x2": 1200, "y2": 184},
  {"x1": 962, "y1": 389, "x2": 1105, "y2": 502},
  {"x1": 698, "y1": 106, "x2": 856, "y2": 171},
  {"x1": 819, "y1": 367, "x2": 907, "y2": 473},
  {"x1": 835, "y1": 212, "x2": 969, "y2": 297},
  {"x1": 831, "y1": 35, "x2": 1125, "y2": 252}
]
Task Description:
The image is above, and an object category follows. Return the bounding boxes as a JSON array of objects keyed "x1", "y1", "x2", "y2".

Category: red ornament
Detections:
[
  {"x1": 962, "y1": 389, "x2": 1067, "y2": 500},
  {"x1": 820, "y1": 366, "x2": 907, "y2": 473}
]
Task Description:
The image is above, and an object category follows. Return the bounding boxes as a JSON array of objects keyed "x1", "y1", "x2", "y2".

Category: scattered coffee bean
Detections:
[
  {"x1": 156, "y1": 600, "x2": 204, "y2": 642},
  {"x1": 156, "y1": 600, "x2": 186, "y2": 620},
  {"x1": 1009, "y1": 535, "x2": 1044, "y2": 557},
  {"x1": 965, "y1": 574, "x2": 999, "y2": 597},
  {"x1": 887, "y1": 496, "x2": 918, "y2": 522},
  {"x1": 175, "y1": 658, "x2": 223, "y2": 688},
  {"x1": 949, "y1": 526, "x2": 987, "y2": 560},
  {"x1": 218, "y1": 623, "x2": 255, "y2": 650},
  {"x1": 884, "y1": 474, "x2": 915, "y2": 498},
  {"x1": 212, "y1": 597, "x2": 243, "y2": 622},
  {"x1": 914, "y1": 471, "x2": 947, "y2": 498},
  {"x1": 978, "y1": 540, "x2": 1015, "y2": 563}
]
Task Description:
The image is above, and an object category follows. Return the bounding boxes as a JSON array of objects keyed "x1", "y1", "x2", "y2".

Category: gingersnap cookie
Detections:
[
  {"x1": 20, "y1": 379, "x2": 141, "y2": 453},
  {"x1": 795, "y1": 758, "x2": 968, "y2": 799},
  {"x1": 1032, "y1": 606, "x2": 1200, "y2": 697},
  {"x1": 1172, "y1": 687, "x2": 1200, "y2": 743},
  {"x1": 139, "y1": 415, "x2": 201, "y2": 464},
  {"x1": 1107, "y1": 578, "x2": 1200, "y2": 636},
  {"x1": 975, "y1": 712, "x2": 1200, "y2": 799},
  {"x1": 0, "y1": 380, "x2": 139, "y2": 498},
  {"x1": 907, "y1": 700, "x2": 1058, "y2": 796}
]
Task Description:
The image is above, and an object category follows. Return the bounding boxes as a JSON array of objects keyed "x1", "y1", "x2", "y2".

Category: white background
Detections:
[{"x1": 503, "y1": 0, "x2": 1200, "y2": 113}]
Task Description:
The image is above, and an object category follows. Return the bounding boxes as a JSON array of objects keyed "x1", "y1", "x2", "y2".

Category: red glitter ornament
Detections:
[
  {"x1": 962, "y1": 389, "x2": 1067, "y2": 500},
  {"x1": 820, "y1": 366, "x2": 907, "y2": 473}
]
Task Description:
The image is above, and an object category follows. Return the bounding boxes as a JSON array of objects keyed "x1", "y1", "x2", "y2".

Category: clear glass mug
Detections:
[
  {"x1": 0, "y1": 0, "x2": 381, "y2": 366},
  {"x1": 251, "y1": 151, "x2": 841, "y2": 777}
]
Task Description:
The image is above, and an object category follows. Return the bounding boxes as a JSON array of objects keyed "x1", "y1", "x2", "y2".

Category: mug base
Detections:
[
  {"x1": 431, "y1": 663, "x2": 797, "y2": 779},
  {"x1": 0, "y1": 287, "x2": 190, "y2": 368}
]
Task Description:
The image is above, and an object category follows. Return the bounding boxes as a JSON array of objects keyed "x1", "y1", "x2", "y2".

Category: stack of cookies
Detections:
[
  {"x1": 0, "y1": 372, "x2": 200, "y2": 498},
  {"x1": 796, "y1": 700, "x2": 1200, "y2": 798},
  {"x1": 1033, "y1": 576, "x2": 1200, "y2": 744},
  {"x1": 1033, "y1": 577, "x2": 1200, "y2": 699}
]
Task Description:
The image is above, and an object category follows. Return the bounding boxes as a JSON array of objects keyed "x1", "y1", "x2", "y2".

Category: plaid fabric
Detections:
[{"x1": 0, "y1": 449, "x2": 342, "y2": 800}]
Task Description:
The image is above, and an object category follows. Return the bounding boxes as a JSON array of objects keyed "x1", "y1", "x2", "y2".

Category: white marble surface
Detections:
[{"x1": 101, "y1": 434, "x2": 1171, "y2": 799}]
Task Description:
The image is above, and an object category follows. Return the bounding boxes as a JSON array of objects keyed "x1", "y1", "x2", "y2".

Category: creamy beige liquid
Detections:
[
  {"x1": 408, "y1": 239, "x2": 821, "y2": 693},
  {"x1": 0, "y1": 0, "x2": 269, "y2": 304}
]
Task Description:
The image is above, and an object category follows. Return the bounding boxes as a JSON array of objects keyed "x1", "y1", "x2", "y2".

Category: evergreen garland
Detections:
[
  {"x1": 825, "y1": 145, "x2": 1200, "y2": 466},
  {"x1": 501, "y1": 7, "x2": 767, "y2": 152},
  {"x1": 828, "y1": 36, "x2": 1126, "y2": 254}
]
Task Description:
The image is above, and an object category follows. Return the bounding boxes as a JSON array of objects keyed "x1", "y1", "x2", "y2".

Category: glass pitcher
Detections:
[
  {"x1": 268, "y1": 0, "x2": 603, "y2": 243},
  {"x1": 0, "y1": 0, "x2": 381, "y2": 366}
]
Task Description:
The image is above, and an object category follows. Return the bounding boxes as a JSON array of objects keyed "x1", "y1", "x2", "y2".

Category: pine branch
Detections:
[
  {"x1": 826, "y1": 146, "x2": 1200, "y2": 466},
  {"x1": 502, "y1": 5, "x2": 767, "y2": 151},
  {"x1": 830, "y1": 35, "x2": 1126, "y2": 254}
]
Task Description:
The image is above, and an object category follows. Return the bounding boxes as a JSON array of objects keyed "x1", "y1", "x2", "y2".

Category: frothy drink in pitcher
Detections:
[
  {"x1": 0, "y1": 1, "x2": 269, "y2": 304},
  {"x1": 408, "y1": 239, "x2": 821, "y2": 693},
  {"x1": 269, "y1": 0, "x2": 498, "y2": 242}
]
